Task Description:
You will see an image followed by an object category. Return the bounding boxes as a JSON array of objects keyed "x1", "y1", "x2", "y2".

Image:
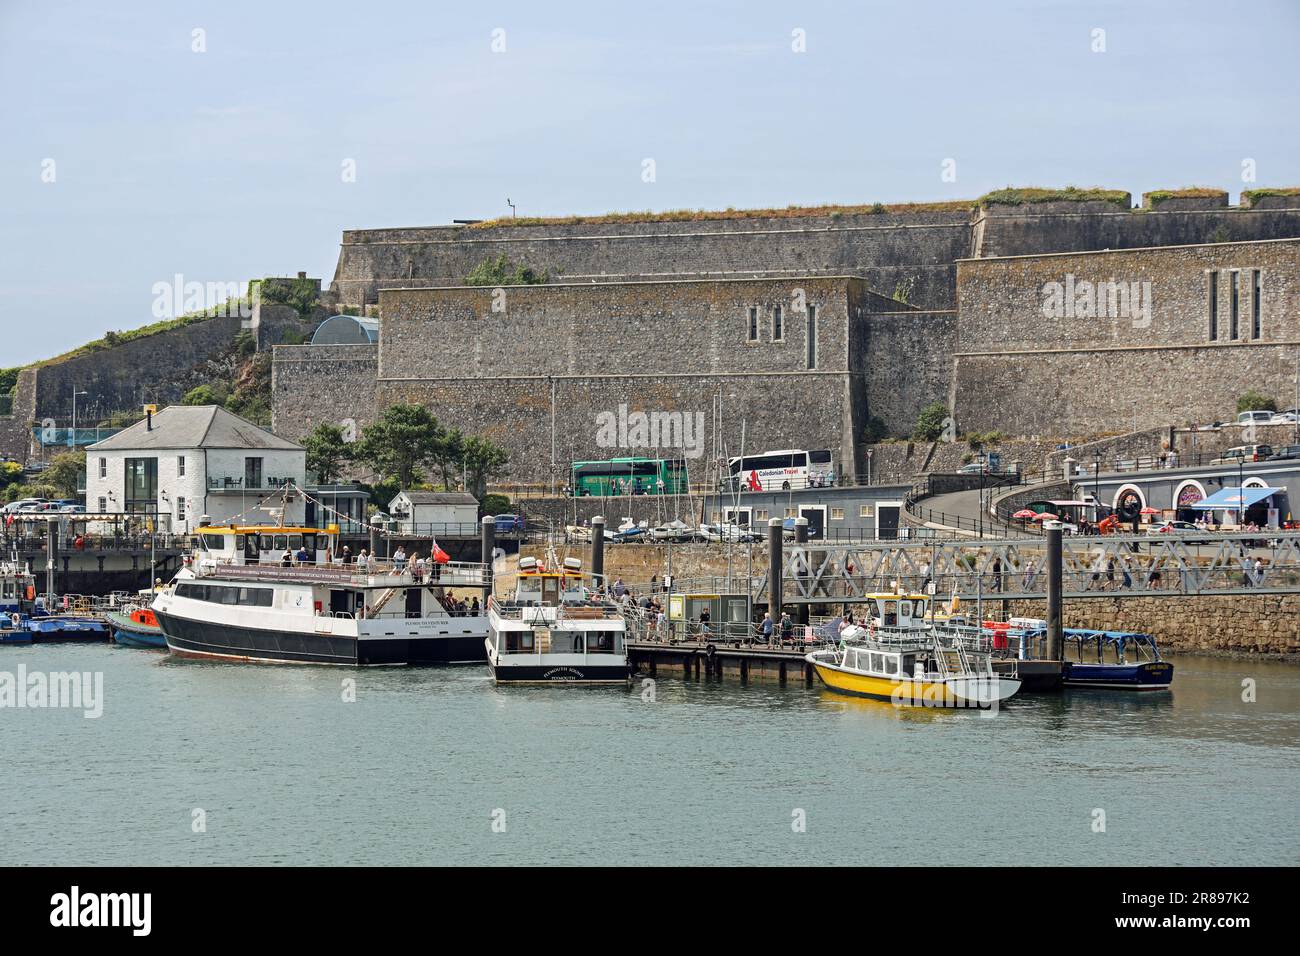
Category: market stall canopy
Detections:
[{"x1": 1189, "y1": 487, "x2": 1283, "y2": 510}]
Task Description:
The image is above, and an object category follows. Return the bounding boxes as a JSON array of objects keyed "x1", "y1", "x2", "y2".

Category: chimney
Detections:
[
  {"x1": 297, "y1": 271, "x2": 306, "y2": 279},
  {"x1": 146, "y1": 409, "x2": 152, "y2": 431}
]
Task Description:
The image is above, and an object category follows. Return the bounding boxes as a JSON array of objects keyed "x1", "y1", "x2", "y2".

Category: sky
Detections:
[{"x1": 2, "y1": 0, "x2": 1298, "y2": 366}]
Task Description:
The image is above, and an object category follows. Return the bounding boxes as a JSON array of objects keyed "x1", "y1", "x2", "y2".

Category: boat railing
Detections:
[{"x1": 194, "y1": 559, "x2": 490, "y2": 588}]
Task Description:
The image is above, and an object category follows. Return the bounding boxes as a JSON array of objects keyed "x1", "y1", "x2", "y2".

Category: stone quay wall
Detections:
[{"x1": 1004, "y1": 596, "x2": 1300, "y2": 658}]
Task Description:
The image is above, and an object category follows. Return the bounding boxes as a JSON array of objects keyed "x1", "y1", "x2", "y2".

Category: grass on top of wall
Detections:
[
  {"x1": 1242, "y1": 187, "x2": 1300, "y2": 206},
  {"x1": 1143, "y1": 187, "x2": 1228, "y2": 206},
  {"x1": 978, "y1": 186, "x2": 1131, "y2": 209},
  {"x1": 467, "y1": 199, "x2": 978, "y2": 229}
]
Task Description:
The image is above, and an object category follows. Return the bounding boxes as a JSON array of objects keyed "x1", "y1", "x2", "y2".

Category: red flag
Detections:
[{"x1": 432, "y1": 546, "x2": 450, "y2": 564}]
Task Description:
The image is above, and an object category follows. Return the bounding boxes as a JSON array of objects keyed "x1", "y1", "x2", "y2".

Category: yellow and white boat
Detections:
[{"x1": 806, "y1": 593, "x2": 1020, "y2": 709}]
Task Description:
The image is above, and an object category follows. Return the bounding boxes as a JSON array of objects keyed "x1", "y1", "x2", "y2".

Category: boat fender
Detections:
[{"x1": 705, "y1": 642, "x2": 716, "y2": 659}]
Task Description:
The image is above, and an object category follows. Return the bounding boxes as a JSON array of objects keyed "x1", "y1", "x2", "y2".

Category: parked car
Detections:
[
  {"x1": 957, "y1": 462, "x2": 988, "y2": 475},
  {"x1": 1268, "y1": 445, "x2": 1300, "y2": 461},
  {"x1": 1237, "y1": 410, "x2": 1275, "y2": 426},
  {"x1": 1211, "y1": 444, "x2": 1274, "y2": 464},
  {"x1": 1148, "y1": 520, "x2": 1211, "y2": 544},
  {"x1": 58, "y1": 504, "x2": 86, "y2": 514},
  {"x1": 493, "y1": 513, "x2": 526, "y2": 533},
  {"x1": 2, "y1": 498, "x2": 45, "y2": 514},
  {"x1": 1269, "y1": 410, "x2": 1300, "y2": 425}
]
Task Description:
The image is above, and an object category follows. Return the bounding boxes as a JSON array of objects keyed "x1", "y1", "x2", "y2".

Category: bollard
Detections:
[
  {"x1": 480, "y1": 515, "x2": 495, "y2": 590},
  {"x1": 767, "y1": 517, "x2": 783, "y2": 623},
  {"x1": 590, "y1": 516, "x2": 605, "y2": 590},
  {"x1": 46, "y1": 517, "x2": 59, "y2": 603},
  {"x1": 1046, "y1": 526, "x2": 1063, "y2": 661},
  {"x1": 794, "y1": 517, "x2": 809, "y2": 626}
]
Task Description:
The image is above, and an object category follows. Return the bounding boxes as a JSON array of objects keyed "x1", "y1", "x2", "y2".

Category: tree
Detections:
[
  {"x1": 465, "y1": 254, "x2": 547, "y2": 286},
  {"x1": 1237, "y1": 390, "x2": 1276, "y2": 414},
  {"x1": 303, "y1": 423, "x2": 353, "y2": 484},
  {"x1": 44, "y1": 450, "x2": 86, "y2": 499},
  {"x1": 913, "y1": 402, "x2": 951, "y2": 442},
  {"x1": 433, "y1": 426, "x2": 465, "y2": 490},
  {"x1": 182, "y1": 383, "x2": 229, "y2": 406},
  {"x1": 355, "y1": 403, "x2": 444, "y2": 489},
  {"x1": 462, "y1": 435, "x2": 510, "y2": 499}
]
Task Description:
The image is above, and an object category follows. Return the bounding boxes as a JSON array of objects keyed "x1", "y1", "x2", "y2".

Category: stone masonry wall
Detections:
[
  {"x1": 333, "y1": 210, "x2": 975, "y2": 310},
  {"x1": 0, "y1": 368, "x2": 38, "y2": 463},
  {"x1": 271, "y1": 344, "x2": 379, "y2": 444},
  {"x1": 859, "y1": 310, "x2": 957, "y2": 435},
  {"x1": 32, "y1": 315, "x2": 244, "y2": 425},
  {"x1": 953, "y1": 238, "x2": 1300, "y2": 436},
  {"x1": 1005, "y1": 595, "x2": 1300, "y2": 657},
  {"x1": 376, "y1": 373, "x2": 854, "y2": 486},
  {"x1": 377, "y1": 277, "x2": 862, "y2": 380}
]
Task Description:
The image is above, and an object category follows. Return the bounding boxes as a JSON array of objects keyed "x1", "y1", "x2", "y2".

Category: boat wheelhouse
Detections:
[
  {"x1": 807, "y1": 593, "x2": 1021, "y2": 708},
  {"x1": 1, "y1": 562, "x2": 35, "y2": 616},
  {"x1": 486, "y1": 554, "x2": 630, "y2": 684},
  {"x1": 152, "y1": 523, "x2": 491, "y2": 666}
]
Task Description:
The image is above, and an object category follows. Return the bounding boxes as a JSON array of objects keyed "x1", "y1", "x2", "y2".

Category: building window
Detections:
[
  {"x1": 98, "y1": 457, "x2": 106, "y2": 479},
  {"x1": 831, "y1": 507, "x2": 844, "y2": 520},
  {"x1": 1252, "y1": 269, "x2": 1262, "y2": 338},
  {"x1": 245, "y1": 457, "x2": 264, "y2": 489},
  {"x1": 784, "y1": 507, "x2": 795, "y2": 518},
  {"x1": 755, "y1": 510, "x2": 768, "y2": 521},
  {"x1": 177, "y1": 496, "x2": 186, "y2": 522},
  {"x1": 1230, "y1": 270, "x2": 1240, "y2": 339},
  {"x1": 806, "y1": 305, "x2": 817, "y2": 369},
  {"x1": 1207, "y1": 271, "x2": 1218, "y2": 341},
  {"x1": 860, "y1": 505, "x2": 873, "y2": 518},
  {"x1": 124, "y1": 457, "x2": 158, "y2": 514},
  {"x1": 772, "y1": 305, "x2": 783, "y2": 342},
  {"x1": 177, "y1": 455, "x2": 186, "y2": 477},
  {"x1": 97, "y1": 497, "x2": 107, "y2": 513},
  {"x1": 747, "y1": 307, "x2": 758, "y2": 342}
]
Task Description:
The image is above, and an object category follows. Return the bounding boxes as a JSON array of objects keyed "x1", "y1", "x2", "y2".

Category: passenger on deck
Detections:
[{"x1": 281, "y1": 550, "x2": 293, "y2": 568}]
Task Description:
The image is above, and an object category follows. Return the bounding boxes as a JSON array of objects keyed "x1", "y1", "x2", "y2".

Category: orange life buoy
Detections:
[{"x1": 25, "y1": 586, "x2": 35, "y2": 600}]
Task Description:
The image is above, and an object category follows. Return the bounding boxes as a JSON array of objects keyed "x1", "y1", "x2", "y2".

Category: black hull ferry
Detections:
[
  {"x1": 153, "y1": 524, "x2": 490, "y2": 667},
  {"x1": 486, "y1": 553, "x2": 630, "y2": 684}
]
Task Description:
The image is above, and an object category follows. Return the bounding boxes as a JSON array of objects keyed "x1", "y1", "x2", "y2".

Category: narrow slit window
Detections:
[
  {"x1": 1252, "y1": 269, "x2": 1262, "y2": 338},
  {"x1": 1230, "y1": 270, "x2": 1240, "y2": 339},
  {"x1": 1208, "y1": 271, "x2": 1218, "y2": 341},
  {"x1": 747, "y1": 306, "x2": 758, "y2": 341},
  {"x1": 772, "y1": 305, "x2": 783, "y2": 342},
  {"x1": 806, "y1": 305, "x2": 817, "y2": 369}
]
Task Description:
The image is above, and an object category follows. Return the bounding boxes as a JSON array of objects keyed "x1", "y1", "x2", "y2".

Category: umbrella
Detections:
[
  {"x1": 1139, "y1": 506, "x2": 1159, "y2": 515},
  {"x1": 1012, "y1": 509, "x2": 1036, "y2": 519},
  {"x1": 1034, "y1": 512, "x2": 1059, "y2": 521}
]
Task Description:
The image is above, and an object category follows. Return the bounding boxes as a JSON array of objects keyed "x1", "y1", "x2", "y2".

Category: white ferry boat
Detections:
[
  {"x1": 151, "y1": 524, "x2": 490, "y2": 666},
  {"x1": 486, "y1": 554, "x2": 630, "y2": 684}
]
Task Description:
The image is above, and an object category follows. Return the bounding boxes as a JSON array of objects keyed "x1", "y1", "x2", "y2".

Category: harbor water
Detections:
[{"x1": 2, "y1": 643, "x2": 1297, "y2": 866}]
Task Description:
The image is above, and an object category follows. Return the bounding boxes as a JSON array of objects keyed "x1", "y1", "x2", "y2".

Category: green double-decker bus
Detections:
[{"x1": 571, "y1": 457, "x2": 689, "y2": 496}]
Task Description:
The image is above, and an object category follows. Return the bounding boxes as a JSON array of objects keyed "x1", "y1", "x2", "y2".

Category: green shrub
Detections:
[
  {"x1": 1237, "y1": 390, "x2": 1276, "y2": 413},
  {"x1": 913, "y1": 402, "x2": 950, "y2": 442}
]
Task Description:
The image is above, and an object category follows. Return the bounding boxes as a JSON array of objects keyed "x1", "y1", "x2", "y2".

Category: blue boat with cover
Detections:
[{"x1": 1061, "y1": 629, "x2": 1173, "y2": 691}]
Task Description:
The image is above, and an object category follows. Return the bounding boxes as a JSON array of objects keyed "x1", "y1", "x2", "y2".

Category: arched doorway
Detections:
[
  {"x1": 1113, "y1": 484, "x2": 1146, "y2": 524},
  {"x1": 1174, "y1": 480, "x2": 1206, "y2": 522}
]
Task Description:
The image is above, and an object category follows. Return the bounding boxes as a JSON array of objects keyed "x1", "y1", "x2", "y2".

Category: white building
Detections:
[
  {"x1": 388, "y1": 491, "x2": 479, "y2": 535},
  {"x1": 85, "y1": 405, "x2": 307, "y2": 532}
]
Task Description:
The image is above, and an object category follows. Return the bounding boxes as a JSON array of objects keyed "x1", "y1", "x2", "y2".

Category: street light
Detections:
[{"x1": 70, "y1": 389, "x2": 89, "y2": 449}]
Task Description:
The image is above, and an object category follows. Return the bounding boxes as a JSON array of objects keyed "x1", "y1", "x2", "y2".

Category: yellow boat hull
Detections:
[{"x1": 810, "y1": 660, "x2": 1018, "y2": 708}]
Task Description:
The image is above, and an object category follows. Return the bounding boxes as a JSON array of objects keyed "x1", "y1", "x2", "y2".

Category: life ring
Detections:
[{"x1": 25, "y1": 586, "x2": 35, "y2": 600}]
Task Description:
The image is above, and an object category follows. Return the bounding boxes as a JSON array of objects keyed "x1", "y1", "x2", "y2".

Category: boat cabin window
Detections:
[
  {"x1": 881, "y1": 600, "x2": 897, "y2": 627},
  {"x1": 176, "y1": 582, "x2": 274, "y2": 607},
  {"x1": 588, "y1": 630, "x2": 621, "y2": 653},
  {"x1": 201, "y1": 533, "x2": 230, "y2": 552},
  {"x1": 504, "y1": 631, "x2": 535, "y2": 652},
  {"x1": 899, "y1": 600, "x2": 912, "y2": 619}
]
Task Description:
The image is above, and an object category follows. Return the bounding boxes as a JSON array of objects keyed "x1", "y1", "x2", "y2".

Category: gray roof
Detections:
[
  {"x1": 86, "y1": 405, "x2": 303, "y2": 452},
  {"x1": 310, "y1": 314, "x2": 380, "y2": 345},
  {"x1": 394, "y1": 491, "x2": 478, "y2": 506}
]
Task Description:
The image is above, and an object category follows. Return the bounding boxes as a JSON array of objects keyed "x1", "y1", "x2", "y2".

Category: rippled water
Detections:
[{"x1": 1, "y1": 643, "x2": 1296, "y2": 865}]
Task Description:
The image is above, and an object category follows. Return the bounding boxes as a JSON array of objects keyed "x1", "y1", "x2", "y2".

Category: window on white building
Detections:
[
  {"x1": 177, "y1": 455, "x2": 186, "y2": 477},
  {"x1": 98, "y1": 457, "x2": 106, "y2": 479}
]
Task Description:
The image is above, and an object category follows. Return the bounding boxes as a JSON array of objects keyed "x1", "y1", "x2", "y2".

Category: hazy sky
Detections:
[{"x1": 2, "y1": 0, "x2": 1298, "y2": 366}]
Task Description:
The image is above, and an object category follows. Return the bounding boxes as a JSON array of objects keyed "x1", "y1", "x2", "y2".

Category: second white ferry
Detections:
[
  {"x1": 152, "y1": 523, "x2": 490, "y2": 666},
  {"x1": 486, "y1": 554, "x2": 630, "y2": 684}
]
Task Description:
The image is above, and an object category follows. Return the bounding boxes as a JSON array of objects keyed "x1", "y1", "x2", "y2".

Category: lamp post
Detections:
[
  {"x1": 70, "y1": 388, "x2": 88, "y2": 449},
  {"x1": 156, "y1": 491, "x2": 170, "y2": 592}
]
